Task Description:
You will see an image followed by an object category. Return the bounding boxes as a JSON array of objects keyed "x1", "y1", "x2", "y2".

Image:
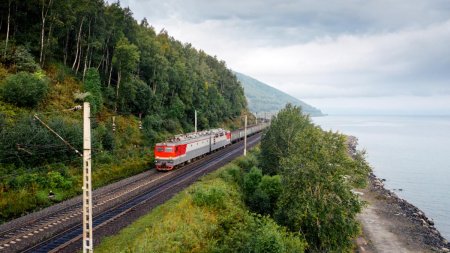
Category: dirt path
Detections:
[
  {"x1": 357, "y1": 193, "x2": 430, "y2": 253},
  {"x1": 355, "y1": 174, "x2": 449, "y2": 253}
]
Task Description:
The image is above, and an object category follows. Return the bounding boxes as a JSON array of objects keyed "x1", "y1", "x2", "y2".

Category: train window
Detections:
[
  {"x1": 165, "y1": 147, "x2": 173, "y2": 152},
  {"x1": 157, "y1": 147, "x2": 164, "y2": 152}
]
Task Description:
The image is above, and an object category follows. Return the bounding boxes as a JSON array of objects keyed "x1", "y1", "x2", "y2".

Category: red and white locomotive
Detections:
[{"x1": 154, "y1": 128, "x2": 231, "y2": 171}]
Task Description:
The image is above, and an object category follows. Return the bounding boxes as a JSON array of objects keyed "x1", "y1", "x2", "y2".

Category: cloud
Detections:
[
  {"x1": 119, "y1": 0, "x2": 450, "y2": 114},
  {"x1": 237, "y1": 20, "x2": 450, "y2": 98}
]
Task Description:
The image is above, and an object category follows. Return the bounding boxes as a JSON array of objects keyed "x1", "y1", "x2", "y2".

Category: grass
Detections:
[
  {"x1": 95, "y1": 154, "x2": 306, "y2": 253},
  {"x1": 95, "y1": 177, "x2": 227, "y2": 252}
]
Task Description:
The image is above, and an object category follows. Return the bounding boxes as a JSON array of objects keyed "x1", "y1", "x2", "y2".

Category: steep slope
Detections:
[{"x1": 235, "y1": 72, "x2": 323, "y2": 116}]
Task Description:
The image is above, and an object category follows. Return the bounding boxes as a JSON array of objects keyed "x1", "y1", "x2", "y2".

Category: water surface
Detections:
[{"x1": 313, "y1": 115, "x2": 450, "y2": 240}]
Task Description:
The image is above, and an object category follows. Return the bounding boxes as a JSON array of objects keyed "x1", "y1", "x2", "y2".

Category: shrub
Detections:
[
  {"x1": 243, "y1": 167, "x2": 263, "y2": 196},
  {"x1": 241, "y1": 167, "x2": 282, "y2": 216},
  {"x1": 47, "y1": 171, "x2": 72, "y2": 189},
  {"x1": 0, "y1": 44, "x2": 39, "y2": 72},
  {"x1": 235, "y1": 154, "x2": 258, "y2": 172},
  {"x1": 0, "y1": 72, "x2": 48, "y2": 107},
  {"x1": 83, "y1": 68, "x2": 103, "y2": 115},
  {"x1": 192, "y1": 186, "x2": 226, "y2": 209},
  {"x1": 0, "y1": 114, "x2": 82, "y2": 166},
  {"x1": 219, "y1": 164, "x2": 243, "y2": 185},
  {"x1": 163, "y1": 118, "x2": 179, "y2": 133}
]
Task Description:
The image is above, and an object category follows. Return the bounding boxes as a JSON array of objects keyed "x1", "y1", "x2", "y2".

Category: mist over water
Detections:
[{"x1": 312, "y1": 115, "x2": 450, "y2": 240}]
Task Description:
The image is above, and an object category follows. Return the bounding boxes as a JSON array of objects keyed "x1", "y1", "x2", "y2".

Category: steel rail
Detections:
[{"x1": 17, "y1": 133, "x2": 261, "y2": 253}]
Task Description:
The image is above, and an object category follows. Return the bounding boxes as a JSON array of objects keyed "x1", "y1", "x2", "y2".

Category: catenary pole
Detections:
[
  {"x1": 83, "y1": 102, "x2": 93, "y2": 253},
  {"x1": 195, "y1": 110, "x2": 197, "y2": 133},
  {"x1": 244, "y1": 114, "x2": 247, "y2": 156}
]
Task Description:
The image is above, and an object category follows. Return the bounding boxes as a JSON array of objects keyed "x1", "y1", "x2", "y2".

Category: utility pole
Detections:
[
  {"x1": 244, "y1": 114, "x2": 247, "y2": 156},
  {"x1": 255, "y1": 112, "x2": 258, "y2": 125},
  {"x1": 83, "y1": 102, "x2": 93, "y2": 253},
  {"x1": 195, "y1": 110, "x2": 197, "y2": 133}
]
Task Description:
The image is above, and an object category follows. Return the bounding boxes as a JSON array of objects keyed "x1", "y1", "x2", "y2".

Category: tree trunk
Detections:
[
  {"x1": 12, "y1": 2, "x2": 18, "y2": 38},
  {"x1": 76, "y1": 46, "x2": 83, "y2": 74},
  {"x1": 39, "y1": 0, "x2": 53, "y2": 67},
  {"x1": 82, "y1": 20, "x2": 92, "y2": 80},
  {"x1": 115, "y1": 70, "x2": 121, "y2": 112},
  {"x1": 83, "y1": 46, "x2": 89, "y2": 80},
  {"x1": 72, "y1": 18, "x2": 84, "y2": 70},
  {"x1": 4, "y1": 0, "x2": 12, "y2": 57},
  {"x1": 103, "y1": 34, "x2": 111, "y2": 75},
  {"x1": 96, "y1": 54, "x2": 103, "y2": 70},
  {"x1": 42, "y1": 21, "x2": 53, "y2": 67},
  {"x1": 108, "y1": 58, "x2": 113, "y2": 87},
  {"x1": 39, "y1": 11, "x2": 46, "y2": 65},
  {"x1": 152, "y1": 68, "x2": 157, "y2": 94},
  {"x1": 104, "y1": 48, "x2": 109, "y2": 74},
  {"x1": 63, "y1": 29, "x2": 69, "y2": 66}
]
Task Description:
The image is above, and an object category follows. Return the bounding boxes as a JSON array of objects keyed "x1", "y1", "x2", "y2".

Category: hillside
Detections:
[
  {"x1": 235, "y1": 72, "x2": 323, "y2": 116},
  {"x1": 0, "y1": 0, "x2": 248, "y2": 222}
]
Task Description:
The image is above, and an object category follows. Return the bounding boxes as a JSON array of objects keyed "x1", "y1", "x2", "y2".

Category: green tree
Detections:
[
  {"x1": 274, "y1": 124, "x2": 363, "y2": 252},
  {"x1": 0, "y1": 72, "x2": 48, "y2": 107},
  {"x1": 259, "y1": 104, "x2": 311, "y2": 175},
  {"x1": 112, "y1": 36, "x2": 140, "y2": 112}
]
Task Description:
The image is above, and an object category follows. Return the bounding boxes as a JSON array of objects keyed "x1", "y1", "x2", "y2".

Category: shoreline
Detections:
[
  {"x1": 357, "y1": 171, "x2": 449, "y2": 252},
  {"x1": 346, "y1": 135, "x2": 449, "y2": 252}
]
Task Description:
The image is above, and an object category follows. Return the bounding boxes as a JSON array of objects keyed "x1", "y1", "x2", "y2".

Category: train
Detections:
[{"x1": 154, "y1": 123, "x2": 269, "y2": 171}]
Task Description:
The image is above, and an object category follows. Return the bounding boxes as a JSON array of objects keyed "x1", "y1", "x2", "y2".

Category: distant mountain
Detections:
[{"x1": 235, "y1": 72, "x2": 324, "y2": 116}]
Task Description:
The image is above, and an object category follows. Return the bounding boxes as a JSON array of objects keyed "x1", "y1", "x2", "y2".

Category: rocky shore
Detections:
[
  {"x1": 367, "y1": 172, "x2": 450, "y2": 252},
  {"x1": 346, "y1": 135, "x2": 449, "y2": 252}
]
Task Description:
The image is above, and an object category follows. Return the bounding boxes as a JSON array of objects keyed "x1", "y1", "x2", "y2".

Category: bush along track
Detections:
[{"x1": 95, "y1": 153, "x2": 307, "y2": 253}]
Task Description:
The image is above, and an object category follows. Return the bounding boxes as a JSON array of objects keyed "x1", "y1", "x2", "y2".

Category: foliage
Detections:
[
  {"x1": 0, "y1": 72, "x2": 48, "y2": 107},
  {"x1": 0, "y1": 0, "x2": 247, "y2": 129},
  {"x1": 95, "y1": 164, "x2": 306, "y2": 253},
  {"x1": 259, "y1": 104, "x2": 311, "y2": 175},
  {"x1": 0, "y1": 164, "x2": 76, "y2": 222},
  {"x1": 234, "y1": 153, "x2": 258, "y2": 172},
  {"x1": 192, "y1": 185, "x2": 226, "y2": 209},
  {"x1": 0, "y1": 44, "x2": 40, "y2": 72},
  {"x1": 259, "y1": 104, "x2": 371, "y2": 252},
  {"x1": 0, "y1": 0, "x2": 250, "y2": 224},
  {"x1": 243, "y1": 167, "x2": 282, "y2": 216},
  {"x1": 0, "y1": 114, "x2": 84, "y2": 166},
  {"x1": 83, "y1": 68, "x2": 103, "y2": 115}
]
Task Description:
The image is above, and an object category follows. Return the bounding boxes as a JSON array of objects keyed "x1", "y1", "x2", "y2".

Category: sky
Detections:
[{"x1": 119, "y1": 0, "x2": 450, "y2": 115}]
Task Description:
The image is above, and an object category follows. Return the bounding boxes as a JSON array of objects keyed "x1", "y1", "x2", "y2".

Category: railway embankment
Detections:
[{"x1": 348, "y1": 136, "x2": 450, "y2": 252}]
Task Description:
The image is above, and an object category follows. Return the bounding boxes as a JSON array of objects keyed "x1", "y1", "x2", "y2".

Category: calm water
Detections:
[{"x1": 312, "y1": 115, "x2": 450, "y2": 240}]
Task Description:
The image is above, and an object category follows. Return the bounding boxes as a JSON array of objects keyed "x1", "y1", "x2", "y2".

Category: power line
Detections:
[{"x1": 34, "y1": 114, "x2": 82, "y2": 157}]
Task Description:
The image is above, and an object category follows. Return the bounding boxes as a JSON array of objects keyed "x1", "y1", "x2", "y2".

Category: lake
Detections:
[{"x1": 312, "y1": 115, "x2": 450, "y2": 240}]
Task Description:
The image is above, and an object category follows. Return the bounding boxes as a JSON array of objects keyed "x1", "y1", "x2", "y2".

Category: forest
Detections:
[{"x1": 0, "y1": 0, "x2": 248, "y2": 222}]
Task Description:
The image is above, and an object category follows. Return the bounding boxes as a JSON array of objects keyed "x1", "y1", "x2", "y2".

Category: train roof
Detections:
[{"x1": 155, "y1": 128, "x2": 229, "y2": 146}]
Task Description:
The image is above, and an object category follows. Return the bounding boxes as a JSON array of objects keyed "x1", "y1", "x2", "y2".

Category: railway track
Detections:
[{"x1": 0, "y1": 133, "x2": 261, "y2": 253}]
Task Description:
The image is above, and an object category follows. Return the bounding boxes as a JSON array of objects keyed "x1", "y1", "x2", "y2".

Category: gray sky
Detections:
[{"x1": 120, "y1": 0, "x2": 450, "y2": 115}]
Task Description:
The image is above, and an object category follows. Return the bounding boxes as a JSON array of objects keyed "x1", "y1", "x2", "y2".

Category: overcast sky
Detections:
[{"x1": 119, "y1": 0, "x2": 450, "y2": 115}]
